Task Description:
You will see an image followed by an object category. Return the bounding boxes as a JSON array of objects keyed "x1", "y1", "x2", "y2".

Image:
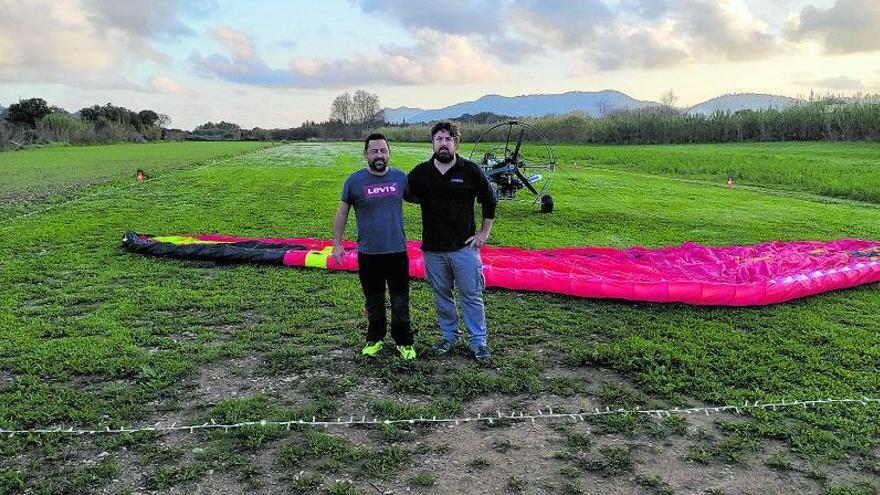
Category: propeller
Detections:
[
  {"x1": 468, "y1": 120, "x2": 556, "y2": 203},
  {"x1": 510, "y1": 128, "x2": 524, "y2": 164},
  {"x1": 514, "y1": 165, "x2": 539, "y2": 194},
  {"x1": 507, "y1": 128, "x2": 537, "y2": 194}
]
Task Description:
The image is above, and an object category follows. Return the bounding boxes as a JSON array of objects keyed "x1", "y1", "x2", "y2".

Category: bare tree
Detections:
[
  {"x1": 330, "y1": 92, "x2": 353, "y2": 124},
  {"x1": 330, "y1": 90, "x2": 381, "y2": 125},
  {"x1": 352, "y1": 89, "x2": 380, "y2": 125},
  {"x1": 595, "y1": 98, "x2": 612, "y2": 117},
  {"x1": 660, "y1": 89, "x2": 678, "y2": 108}
]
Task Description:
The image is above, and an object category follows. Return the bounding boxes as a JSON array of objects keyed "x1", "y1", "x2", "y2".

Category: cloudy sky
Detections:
[{"x1": 1, "y1": 0, "x2": 878, "y2": 129}]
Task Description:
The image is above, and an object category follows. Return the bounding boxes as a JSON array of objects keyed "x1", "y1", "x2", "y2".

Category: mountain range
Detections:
[{"x1": 382, "y1": 91, "x2": 806, "y2": 123}]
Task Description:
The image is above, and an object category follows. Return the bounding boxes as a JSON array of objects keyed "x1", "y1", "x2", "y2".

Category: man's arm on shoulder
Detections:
[
  {"x1": 403, "y1": 166, "x2": 421, "y2": 203},
  {"x1": 403, "y1": 183, "x2": 420, "y2": 203}
]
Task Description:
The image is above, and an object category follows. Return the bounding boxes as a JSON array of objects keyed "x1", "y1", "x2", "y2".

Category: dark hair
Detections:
[
  {"x1": 430, "y1": 121, "x2": 460, "y2": 139},
  {"x1": 363, "y1": 133, "x2": 388, "y2": 151}
]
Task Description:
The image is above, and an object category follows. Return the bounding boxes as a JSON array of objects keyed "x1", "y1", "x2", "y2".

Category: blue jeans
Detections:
[{"x1": 423, "y1": 247, "x2": 487, "y2": 349}]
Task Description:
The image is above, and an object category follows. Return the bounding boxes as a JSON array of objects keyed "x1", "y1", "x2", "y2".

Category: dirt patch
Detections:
[{"x1": 61, "y1": 354, "x2": 875, "y2": 495}]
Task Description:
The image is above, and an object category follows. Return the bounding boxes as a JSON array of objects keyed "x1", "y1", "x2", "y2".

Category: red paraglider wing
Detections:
[{"x1": 122, "y1": 233, "x2": 880, "y2": 306}]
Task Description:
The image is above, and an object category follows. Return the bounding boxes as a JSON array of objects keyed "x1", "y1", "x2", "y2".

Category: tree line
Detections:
[
  {"x1": 4, "y1": 92, "x2": 880, "y2": 151},
  {"x1": 0, "y1": 89, "x2": 384, "y2": 150},
  {"x1": 0, "y1": 98, "x2": 173, "y2": 150},
  {"x1": 377, "y1": 101, "x2": 880, "y2": 145},
  {"x1": 188, "y1": 90, "x2": 382, "y2": 142}
]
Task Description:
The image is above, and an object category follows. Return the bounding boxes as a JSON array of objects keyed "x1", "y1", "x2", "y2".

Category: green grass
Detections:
[
  {"x1": 635, "y1": 474, "x2": 675, "y2": 495},
  {"x1": 555, "y1": 141, "x2": 880, "y2": 204},
  {"x1": 0, "y1": 141, "x2": 878, "y2": 493},
  {"x1": 575, "y1": 446, "x2": 635, "y2": 476},
  {"x1": 406, "y1": 471, "x2": 434, "y2": 487},
  {"x1": 0, "y1": 141, "x2": 269, "y2": 221}
]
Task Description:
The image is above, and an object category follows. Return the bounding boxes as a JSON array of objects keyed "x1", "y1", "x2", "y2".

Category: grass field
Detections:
[
  {"x1": 0, "y1": 142, "x2": 269, "y2": 223},
  {"x1": 1, "y1": 141, "x2": 878, "y2": 494},
  {"x1": 553, "y1": 141, "x2": 880, "y2": 204}
]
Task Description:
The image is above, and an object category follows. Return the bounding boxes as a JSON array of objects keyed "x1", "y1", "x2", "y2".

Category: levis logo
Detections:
[{"x1": 364, "y1": 182, "x2": 398, "y2": 198}]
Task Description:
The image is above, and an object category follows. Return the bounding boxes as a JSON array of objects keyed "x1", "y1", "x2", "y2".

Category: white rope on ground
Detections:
[{"x1": 1, "y1": 397, "x2": 876, "y2": 437}]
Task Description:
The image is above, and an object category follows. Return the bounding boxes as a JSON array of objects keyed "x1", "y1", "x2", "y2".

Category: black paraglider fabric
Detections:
[{"x1": 121, "y1": 231, "x2": 304, "y2": 264}]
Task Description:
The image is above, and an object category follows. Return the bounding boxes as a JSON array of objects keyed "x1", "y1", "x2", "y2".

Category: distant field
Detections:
[
  {"x1": 553, "y1": 141, "x2": 880, "y2": 204},
  {"x1": 0, "y1": 142, "x2": 270, "y2": 221},
  {"x1": 0, "y1": 142, "x2": 877, "y2": 494},
  {"x1": 392, "y1": 140, "x2": 880, "y2": 204}
]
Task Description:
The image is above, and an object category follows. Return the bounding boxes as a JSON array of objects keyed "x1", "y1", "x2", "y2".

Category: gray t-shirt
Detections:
[{"x1": 341, "y1": 168, "x2": 407, "y2": 254}]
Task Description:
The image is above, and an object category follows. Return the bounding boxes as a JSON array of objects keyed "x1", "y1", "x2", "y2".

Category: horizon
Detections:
[
  {"x1": 2, "y1": 0, "x2": 879, "y2": 129},
  {"x1": 380, "y1": 88, "x2": 859, "y2": 111}
]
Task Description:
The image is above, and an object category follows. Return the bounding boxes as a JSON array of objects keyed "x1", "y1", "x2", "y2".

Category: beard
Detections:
[
  {"x1": 433, "y1": 148, "x2": 455, "y2": 164},
  {"x1": 368, "y1": 158, "x2": 387, "y2": 172}
]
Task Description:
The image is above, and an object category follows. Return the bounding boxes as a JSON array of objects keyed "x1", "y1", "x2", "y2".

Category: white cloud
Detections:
[
  {"x1": 149, "y1": 74, "x2": 189, "y2": 95},
  {"x1": 674, "y1": 0, "x2": 779, "y2": 61},
  {"x1": 211, "y1": 26, "x2": 259, "y2": 62},
  {"x1": 355, "y1": 0, "x2": 546, "y2": 64},
  {"x1": 191, "y1": 27, "x2": 500, "y2": 88},
  {"x1": 519, "y1": 0, "x2": 778, "y2": 70},
  {"x1": 805, "y1": 75, "x2": 867, "y2": 90},
  {"x1": 786, "y1": 0, "x2": 880, "y2": 53},
  {"x1": 508, "y1": 0, "x2": 615, "y2": 49},
  {"x1": 190, "y1": 27, "x2": 298, "y2": 87},
  {"x1": 296, "y1": 29, "x2": 501, "y2": 86},
  {"x1": 84, "y1": 0, "x2": 215, "y2": 39},
  {"x1": 591, "y1": 24, "x2": 690, "y2": 71},
  {"x1": 354, "y1": 0, "x2": 497, "y2": 35},
  {"x1": 0, "y1": 0, "x2": 210, "y2": 89}
]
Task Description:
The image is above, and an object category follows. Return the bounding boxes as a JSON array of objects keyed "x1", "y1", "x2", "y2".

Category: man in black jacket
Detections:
[{"x1": 406, "y1": 121, "x2": 497, "y2": 363}]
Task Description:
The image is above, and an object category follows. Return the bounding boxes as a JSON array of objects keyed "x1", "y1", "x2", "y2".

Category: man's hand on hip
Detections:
[{"x1": 466, "y1": 230, "x2": 490, "y2": 248}]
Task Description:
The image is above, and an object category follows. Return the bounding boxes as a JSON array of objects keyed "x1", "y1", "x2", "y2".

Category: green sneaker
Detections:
[
  {"x1": 361, "y1": 341, "x2": 383, "y2": 357},
  {"x1": 397, "y1": 345, "x2": 417, "y2": 360}
]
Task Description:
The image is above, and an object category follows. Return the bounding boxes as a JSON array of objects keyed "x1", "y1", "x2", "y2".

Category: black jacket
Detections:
[{"x1": 407, "y1": 155, "x2": 497, "y2": 252}]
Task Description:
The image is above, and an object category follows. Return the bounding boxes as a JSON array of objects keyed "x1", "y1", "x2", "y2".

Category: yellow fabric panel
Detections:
[
  {"x1": 153, "y1": 235, "x2": 225, "y2": 245},
  {"x1": 304, "y1": 246, "x2": 334, "y2": 268}
]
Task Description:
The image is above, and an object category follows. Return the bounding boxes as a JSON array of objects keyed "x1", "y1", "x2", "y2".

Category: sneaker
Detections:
[
  {"x1": 431, "y1": 338, "x2": 457, "y2": 356},
  {"x1": 361, "y1": 340, "x2": 383, "y2": 357},
  {"x1": 397, "y1": 345, "x2": 417, "y2": 360},
  {"x1": 473, "y1": 344, "x2": 492, "y2": 364}
]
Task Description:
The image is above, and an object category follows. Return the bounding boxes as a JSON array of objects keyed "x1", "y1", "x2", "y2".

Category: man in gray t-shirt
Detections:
[
  {"x1": 339, "y1": 169, "x2": 407, "y2": 255},
  {"x1": 331, "y1": 133, "x2": 415, "y2": 360}
]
